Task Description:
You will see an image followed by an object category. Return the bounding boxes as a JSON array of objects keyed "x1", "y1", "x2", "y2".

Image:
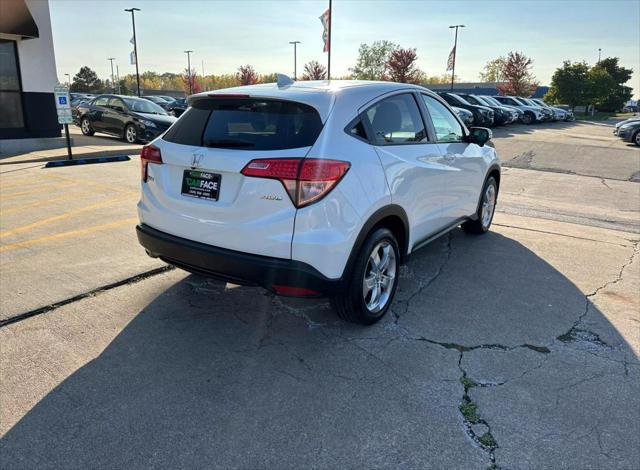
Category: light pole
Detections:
[
  {"x1": 124, "y1": 7, "x2": 141, "y2": 96},
  {"x1": 289, "y1": 41, "x2": 301, "y2": 80},
  {"x1": 108, "y1": 57, "x2": 116, "y2": 92},
  {"x1": 598, "y1": 48, "x2": 602, "y2": 63},
  {"x1": 64, "y1": 73, "x2": 70, "y2": 88},
  {"x1": 184, "y1": 50, "x2": 193, "y2": 95},
  {"x1": 448, "y1": 24, "x2": 465, "y2": 91}
]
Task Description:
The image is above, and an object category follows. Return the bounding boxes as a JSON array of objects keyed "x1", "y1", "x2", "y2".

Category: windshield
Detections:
[
  {"x1": 533, "y1": 99, "x2": 547, "y2": 107},
  {"x1": 471, "y1": 95, "x2": 491, "y2": 106},
  {"x1": 481, "y1": 96, "x2": 501, "y2": 106},
  {"x1": 514, "y1": 98, "x2": 531, "y2": 106},
  {"x1": 450, "y1": 93, "x2": 472, "y2": 106},
  {"x1": 123, "y1": 98, "x2": 168, "y2": 115}
]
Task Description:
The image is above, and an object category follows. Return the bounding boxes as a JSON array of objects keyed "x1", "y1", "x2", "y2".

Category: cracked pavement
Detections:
[{"x1": 1, "y1": 120, "x2": 639, "y2": 468}]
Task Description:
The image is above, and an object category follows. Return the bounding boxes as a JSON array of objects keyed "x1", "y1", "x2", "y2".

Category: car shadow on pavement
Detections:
[{"x1": 1, "y1": 230, "x2": 638, "y2": 468}]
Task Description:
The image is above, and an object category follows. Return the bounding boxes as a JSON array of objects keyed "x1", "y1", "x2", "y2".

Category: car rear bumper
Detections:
[{"x1": 136, "y1": 224, "x2": 342, "y2": 297}]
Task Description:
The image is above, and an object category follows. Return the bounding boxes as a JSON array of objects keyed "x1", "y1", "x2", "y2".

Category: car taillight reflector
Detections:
[
  {"x1": 272, "y1": 284, "x2": 321, "y2": 297},
  {"x1": 140, "y1": 144, "x2": 162, "y2": 182},
  {"x1": 241, "y1": 158, "x2": 350, "y2": 208}
]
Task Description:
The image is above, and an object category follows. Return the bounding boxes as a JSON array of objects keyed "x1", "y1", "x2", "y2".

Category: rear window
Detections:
[{"x1": 163, "y1": 98, "x2": 323, "y2": 150}]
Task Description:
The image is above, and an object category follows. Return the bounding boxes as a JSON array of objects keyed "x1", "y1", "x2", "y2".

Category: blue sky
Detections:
[{"x1": 50, "y1": 0, "x2": 639, "y2": 96}]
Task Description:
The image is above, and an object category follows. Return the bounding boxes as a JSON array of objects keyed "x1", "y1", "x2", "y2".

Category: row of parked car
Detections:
[
  {"x1": 436, "y1": 92, "x2": 574, "y2": 128},
  {"x1": 613, "y1": 116, "x2": 640, "y2": 146},
  {"x1": 71, "y1": 92, "x2": 188, "y2": 118}
]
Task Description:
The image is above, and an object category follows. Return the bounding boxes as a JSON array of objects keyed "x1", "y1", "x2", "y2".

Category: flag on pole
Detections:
[
  {"x1": 130, "y1": 50, "x2": 137, "y2": 65},
  {"x1": 319, "y1": 8, "x2": 330, "y2": 53},
  {"x1": 446, "y1": 46, "x2": 455, "y2": 71}
]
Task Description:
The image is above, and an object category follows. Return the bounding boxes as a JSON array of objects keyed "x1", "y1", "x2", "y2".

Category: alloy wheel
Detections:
[
  {"x1": 81, "y1": 118, "x2": 90, "y2": 134},
  {"x1": 635, "y1": 131, "x2": 640, "y2": 146},
  {"x1": 481, "y1": 183, "x2": 497, "y2": 229},
  {"x1": 126, "y1": 126, "x2": 137, "y2": 143},
  {"x1": 362, "y1": 240, "x2": 397, "y2": 313}
]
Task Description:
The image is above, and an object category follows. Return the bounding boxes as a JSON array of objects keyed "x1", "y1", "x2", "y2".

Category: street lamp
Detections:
[
  {"x1": 124, "y1": 7, "x2": 141, "y2": 96},
  {"x1": 64, "y1": 73, "x2": 70, "y2": 88},
  {"x1": 598, "y1": 48, "x2": 602, "y2": 63},
  {"x1": 448, "y1": 24, "x2": 465, "y2": 91},
  {"x1": 184, "y1": 50, "x2": 194, "y2": 95},
  {"x1": 289, "y1": 41, "x2": 301, "y2": 80},
  {"x1": 108, "y1": 57, "x2": 116, "y2": 92}
]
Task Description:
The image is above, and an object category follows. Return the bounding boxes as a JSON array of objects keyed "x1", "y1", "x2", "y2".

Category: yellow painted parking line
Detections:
[
  {"x1": 0, "y1": 177, "x2": 135, "y2": 203},
  {"x1": 0, "y1": 192, "x2": 137, "y2": 237},
  {"x1": 0, "y1": 218, "x2": 138, "y2": 253},
  {"x1": 0, "y1": 182, "x2": 72, "y2": 200},
  {"x1": 0, "y1": 190, "x2": 111, "y2": 215},
  {"x1": 0, "y1": 188, "x2": 136, "y2": 214},
  {"x1": 0, "y1": 172, "x2": 85, "y2": 190}
]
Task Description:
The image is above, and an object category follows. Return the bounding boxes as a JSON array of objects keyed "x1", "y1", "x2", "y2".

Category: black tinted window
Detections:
[
  {"x1": 347, "y1": 119, "x2": 367, "y2": 140},
  {"x1": 364, "y1": 94, "x2": 426, "y2": 145},
  {"x1": 163, "y1": 108, "x2": 210, "y2": 146},
  {"x1": 165, "y1": 99, "x2": 323, "y2": 150}
]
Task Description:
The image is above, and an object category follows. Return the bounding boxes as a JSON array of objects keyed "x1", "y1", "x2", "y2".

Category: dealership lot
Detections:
[{"x1": 1, "y1": 120, "x2": 639, "y2": 468}]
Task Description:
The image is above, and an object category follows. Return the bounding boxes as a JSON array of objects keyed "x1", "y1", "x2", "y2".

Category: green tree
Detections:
[
  {"x1": 423, "y1": 74, "x2": 456, "y2": 84},
  {"x1": 70, "y1": 66, "x2": 103, "y2": 93},
  {"x1": 479, "y1": 56, "x2": 506, "y2": 82},
  {"x1": 587, "y1": 66, "x2": 616, "y2": 107},
  {"x1": 545, "y1": 61, "x2": 590, "y2": 107},
  {"x1": 592, "y1": 57, "x2": 633, "y2": 111},
  {"x1": 350, "y1": 40, "x2": 398, "y2": 80},
  {"x1": 260, "y1": 73, "x2": 279, "y2": 83}
]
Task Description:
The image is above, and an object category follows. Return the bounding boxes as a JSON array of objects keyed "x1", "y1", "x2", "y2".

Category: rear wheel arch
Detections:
[
  {"x1": 342, "y1": 205, "x2": 409, "y2": 278},
  {"x1": 471, "y1": 164, "x2": 501, "y2": 219}
]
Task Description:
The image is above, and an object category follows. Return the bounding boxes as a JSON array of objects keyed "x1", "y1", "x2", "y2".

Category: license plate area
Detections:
[{"x1": 181, "y1": 170, "x2": 221, "y2": 201}]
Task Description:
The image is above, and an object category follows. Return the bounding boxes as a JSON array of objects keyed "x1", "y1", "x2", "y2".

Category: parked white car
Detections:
[
  {"x1": 136, "y1": 80, "x2": 500, "y2": 324},
  {"x1": 493, "y1": 95, "x2": 546, "y2": 124},
  {"x1": 530, "y1": 98, "x2": 573, "y2": 121}
]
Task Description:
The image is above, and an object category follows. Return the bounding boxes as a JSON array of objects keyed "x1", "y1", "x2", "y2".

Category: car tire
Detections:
[
  {"x1": 80, "y1": 117, "x2": 94, "y2": 136},
  {"x1": 633, "y1": 130, "x2": 640, "y2": 147},
  {"x1": 124, "y1": 124, "x2": 138, "y2": 144},
  {"x1": 462, "y1": 176, "x2": 498, "y2": 235},
  {"x1": 331, "y1": 227, "x2": 400, "y2": 325},
  {"x1": 521, "y1": 112, "x2": 534, "y2": 125}
]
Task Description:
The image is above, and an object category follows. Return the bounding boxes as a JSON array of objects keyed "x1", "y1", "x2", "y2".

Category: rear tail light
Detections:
[
  {"x1": 140, "y1": 144, "x2": 163, "y2": 182},
  {"x1": 241, "y1": 158, "x2": 350, "y2": 208}
]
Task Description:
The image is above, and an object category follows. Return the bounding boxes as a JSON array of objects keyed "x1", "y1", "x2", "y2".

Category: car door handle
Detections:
[{"x1": 443, "y1": 153, "x2": 456, "y2": 162}]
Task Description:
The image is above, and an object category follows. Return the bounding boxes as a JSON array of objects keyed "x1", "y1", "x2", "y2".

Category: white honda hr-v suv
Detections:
[{"x1": 137, "y1": 79, "x2": 500, "y2": 324}]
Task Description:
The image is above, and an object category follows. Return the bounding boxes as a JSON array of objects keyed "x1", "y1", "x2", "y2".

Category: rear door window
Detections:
[
  {"x1": 364, "y1": 94, "x2": 427, "y2": 145},
  {"x1": 93, "y1": 96, "x2": 108, "y2": 107},
  {"x1": 164, "y1": 98, "x2": 323, "y2": 150}
]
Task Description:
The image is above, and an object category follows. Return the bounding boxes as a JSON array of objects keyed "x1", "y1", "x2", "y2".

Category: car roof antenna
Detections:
[{"x1": 276, "y1": 73, "x2": 294, "y2": 89}]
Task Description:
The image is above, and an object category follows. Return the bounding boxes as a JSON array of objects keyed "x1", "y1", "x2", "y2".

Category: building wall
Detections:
[
  {"x1": 0, "y1": 0, "x2": 59, "y2": 140},
  {"x1": 18, "y1": 0, "x2": 57, "y2": 93}
]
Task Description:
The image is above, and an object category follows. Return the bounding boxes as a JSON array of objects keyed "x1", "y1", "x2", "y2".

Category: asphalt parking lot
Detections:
[{"x1": 1, "y1": 120, "x2": 639, "y2": 468}]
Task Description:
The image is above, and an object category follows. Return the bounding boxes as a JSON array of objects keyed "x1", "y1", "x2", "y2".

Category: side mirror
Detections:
[{"x1": 468, "y1": 127, "x2": 492, "y2": 147}]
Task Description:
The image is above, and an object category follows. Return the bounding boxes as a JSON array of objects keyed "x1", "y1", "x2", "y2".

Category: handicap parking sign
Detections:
[{"x1": 59, "y1": 96, "x2": 68, "y2": 105}]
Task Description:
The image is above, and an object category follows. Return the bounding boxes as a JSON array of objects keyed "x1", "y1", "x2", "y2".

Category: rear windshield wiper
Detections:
[{"x1": 204, "y1": 139, "x2": 255, "y2": 148}]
